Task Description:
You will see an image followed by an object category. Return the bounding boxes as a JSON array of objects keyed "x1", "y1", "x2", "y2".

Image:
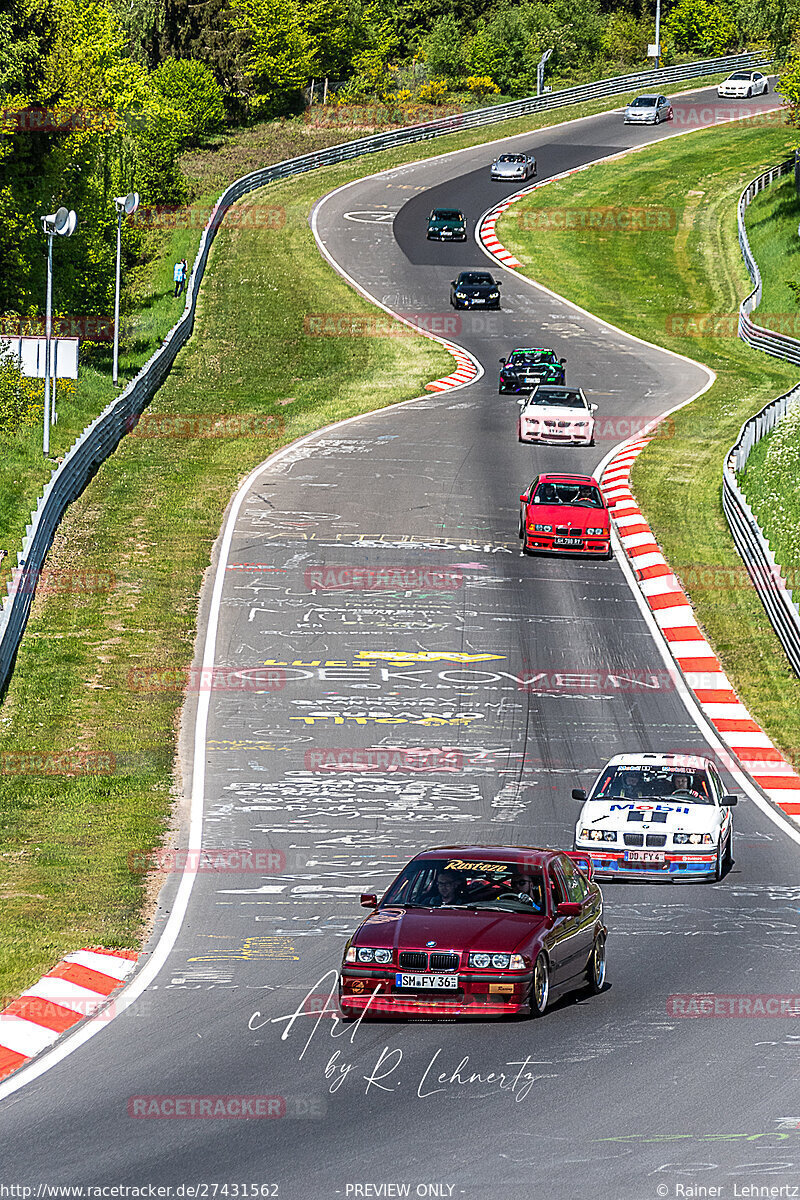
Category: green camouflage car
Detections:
[
  {"x1": 426, "y1": 208, "x2": 468, "y2": 241},
  {"x1": 498, "y1": 348, "x2": 567, "y2": 394}
]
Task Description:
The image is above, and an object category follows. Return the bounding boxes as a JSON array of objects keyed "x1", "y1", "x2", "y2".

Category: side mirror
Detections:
[
  {"x1": 721, "y1": 794, "x2": 738, "y2": 807},
  {"x1": 499, "y1": 357, "x2": 506, "y2": 365},
  {"x1": 360, "y1": 893, "x2": 378, "y2": 908},
  {"x1": 450, "y1": 280, "x2": 456, "y2": 287},
  {"x1": 572, "y1": 788, "x2": 587, "y2": 801},
  {"x1": 519, "y1": 493, "x2": 528, "y2": 503},
  {"x1": 559, "y1": 358, "x2": 567, "y2": 365},
  {"x1": 590, "y1": 403, "x2": 598, "y2": 413},
  {"x1": 556, "y1": 901, "x2": 581, "y2": 916}
]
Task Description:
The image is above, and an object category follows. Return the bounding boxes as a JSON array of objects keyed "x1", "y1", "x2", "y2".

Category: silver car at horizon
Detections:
[
  {"x1": 623, "y1": 94, "x2": 673, "y2": 125},
  {"x1": 490, "y1": 152, "x2": 537, "y2": 181}
]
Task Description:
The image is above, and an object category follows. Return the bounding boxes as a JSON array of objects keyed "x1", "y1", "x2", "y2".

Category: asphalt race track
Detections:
[{"x1": 3, "y1": 83, "x2": 800, "y2": 1199}]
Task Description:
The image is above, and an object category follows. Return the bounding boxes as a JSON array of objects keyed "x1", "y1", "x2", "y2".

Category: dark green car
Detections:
[
  {"x1": 499, "y1": 348, "x2": 566, "y2": 394},
  {"x1": 426, "y1": 208, "x2": 468, "y2": 241}
]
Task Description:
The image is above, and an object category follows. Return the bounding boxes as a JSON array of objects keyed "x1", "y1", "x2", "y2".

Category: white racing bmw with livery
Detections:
[{"x1": 572, "y1": 753, "x2": 738, "y2": 881}]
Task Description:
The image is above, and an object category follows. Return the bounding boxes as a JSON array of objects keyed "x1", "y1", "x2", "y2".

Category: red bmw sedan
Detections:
[
  {"x1": 519, "y1": 473, "x2": 612, "y2": 558},
  {"x1": 339, "y1": 845, "x2": 606, "y2": 1020}
]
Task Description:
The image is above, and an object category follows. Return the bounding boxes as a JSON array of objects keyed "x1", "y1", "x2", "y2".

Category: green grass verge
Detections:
[
  {"x1": 496, "y1": 117, "x2": 800, "y2": 768},
  {"x1": 737, "y1": 175, "x2": 800, "y2": 573},
  {"x1": 0, "y1": 67, "x2": 770, "y2": 1000}
]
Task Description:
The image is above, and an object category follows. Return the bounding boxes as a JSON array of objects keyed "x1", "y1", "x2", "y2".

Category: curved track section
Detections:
[{"x1": 2, "y1": 85, "x2": 799, "y2": 1199}]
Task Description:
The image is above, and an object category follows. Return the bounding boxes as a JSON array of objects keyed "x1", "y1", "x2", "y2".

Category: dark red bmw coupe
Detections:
[{"x1": 339, "y1": 845, "x2": 606, "y2": 1020}]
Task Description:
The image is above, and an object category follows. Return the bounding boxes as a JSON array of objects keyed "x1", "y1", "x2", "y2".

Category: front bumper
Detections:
[
  {"x1": 624, "y1": 114, "x2": 657, "y2": 124},
  {"x1": 339, "y1": 968, "x2": 533, "y2": 1018},
  {"x1": 427, "y1": 230, "x2": 467, "y2": 240},
  {"x1": 579, "y1": 847, "x2": 717, "y2": 879},
  {"x1": 454, "y1": 297, "x2": 500, "y2": 309},
  {"x1": 524, "y1": 535, "x2": 610, "y2": 557},
  {"x1": 519, "y1": 428, "x2": 592, "y2": 444},
  {"x1": 717, "y1": 87, "x2": 750, "y2": 97}
]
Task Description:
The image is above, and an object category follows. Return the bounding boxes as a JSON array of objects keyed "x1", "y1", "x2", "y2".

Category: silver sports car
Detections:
[{"x1": 490, "y1": 153, "x2": 537, "y2": 182}]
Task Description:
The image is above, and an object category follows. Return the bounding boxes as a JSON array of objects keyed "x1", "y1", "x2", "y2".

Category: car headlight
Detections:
[
  {"x1": 351, "y1": 946, "x2": 392, "y2": 963},
  {"x1": 674, "y1": 833, "x2": 713, "y2": 845},
  {"x1": 574, "y1": 421, "x2": 588, "y2": 428},
  {"x1": 469, "y1": 952, "x2": 526, "y2": 970},
  {"x1": 490, "y1": 291, "x2": 499, "y2": 298},
  {"x1": 586, "y1": 527, "x2": 605, "y2": 536},
  {"x1": 455, "y1": 292, "x2": 466, "y2": 298},
  {"x1": 534, "y1": 524, "x2": 552, "y2": 533},
  {"x1": 580, "y1": 828, "x2": 617, "y2": 842}
]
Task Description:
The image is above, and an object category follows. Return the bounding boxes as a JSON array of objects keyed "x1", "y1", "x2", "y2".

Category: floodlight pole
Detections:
[
  {"x1": 654, "y1": 0, "x2": 661, "y2": 68},
  {"x1": 43, "y1": 227, "x2": 54, "y2": 456},
  {"x1": 113, "y1": 203, "x2": 123, "y2": 385},
  {"x1": 537, "y1": 49, "x2": 554, "y2": 97}
]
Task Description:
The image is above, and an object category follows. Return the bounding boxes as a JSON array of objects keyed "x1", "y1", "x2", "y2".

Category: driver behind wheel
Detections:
[
  {"x1": 506, "y1": 872, "x2": 544, "y2": 912},
  {"x1": 671, "y1": 772, "x2": 701, "y2": 798}
]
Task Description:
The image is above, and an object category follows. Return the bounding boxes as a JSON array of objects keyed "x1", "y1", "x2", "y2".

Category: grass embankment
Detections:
[
  {"x1": 736, "y1": 177, "x2": 800, "y2": 574},
  {"x1": 497, "y1": 119, "x2": 800, "y2": 761},
  {"x1": 0, "y1": 68, "x2": 763, "y2": 1000},
  {"x1": 0, "y1": 68, "x2": 741, "y2": 596}
]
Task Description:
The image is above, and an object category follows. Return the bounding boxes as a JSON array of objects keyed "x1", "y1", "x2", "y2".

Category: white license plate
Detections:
[
  {"x1": 472, "y1": 298, "x2": 485, "y2": 304},
  {"x1": 625, "y1": 850, "x2": 666, "y2": 863},
  {"x1": 395, "y1": 973, "x2": 459, "y2": 990},
  {"x1": 523, "y1": 376, "x2": 540, "y2": 383},
  {"x1": 554, "y1": 537, "x2": 582, "y2": 547}
]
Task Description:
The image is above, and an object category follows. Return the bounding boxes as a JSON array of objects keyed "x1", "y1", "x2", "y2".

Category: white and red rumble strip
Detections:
[
  {"x1": 425, "y1": 339, "x2": 480, "y2": 392},
  {"x1": 0, "y1": 947, "x2": 137, "y2": 1080},
  {"x1": 601, "y1": 439, "x2": 800, "y2": 825}
]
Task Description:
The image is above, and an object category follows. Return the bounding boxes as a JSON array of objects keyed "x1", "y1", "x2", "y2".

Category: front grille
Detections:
[
  {"x1": 556, "y1": 526, "x2": 569, "y2": 536},
  {"x1": 398, "y1": 951, "x2": 427, "y2": 970},
  {"x1": 429, "y1": 952, "x2": 460, "y2": 972},
  {"x1": 624, "y1": 833, "x2": 644, "y2": 847},
  {"x1": 557, "y1": 421, "x2": 569, "y2": 428},
  {"x1": 646, "y1": 834, "x2": 667, "y2": 847}
]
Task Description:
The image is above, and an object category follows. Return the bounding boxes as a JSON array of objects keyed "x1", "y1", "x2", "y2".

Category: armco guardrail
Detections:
[
  {"x1": 0, "y1": 50, "x2": 772, "y2": 695},
  {"x1": 723, "y1": 156, "x2": 800, "y2": 677}
]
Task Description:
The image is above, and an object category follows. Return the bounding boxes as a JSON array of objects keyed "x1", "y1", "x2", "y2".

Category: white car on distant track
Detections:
[
  {"x1": 517, "y1": 385, "x2": 597, "y2": 445},
  {"x1": 572, "y1": 753, "x2": 738, "y2": 881},
  {"x1": 717, "y1": 71, "x2": 769, "y2": 98}
]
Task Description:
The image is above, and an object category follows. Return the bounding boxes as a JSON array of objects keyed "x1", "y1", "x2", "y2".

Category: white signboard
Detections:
[
  {"x1": 0, "y1": 335, "x2": 79, "y2": 379},
  {"x1": 647, "y1": 43, "x2": 660, "y2": 57}
]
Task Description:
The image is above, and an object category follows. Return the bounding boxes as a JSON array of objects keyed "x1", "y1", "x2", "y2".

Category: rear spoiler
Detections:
[{"x1": 564, "y1": 850, "x2": 594, "y2": 881}]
